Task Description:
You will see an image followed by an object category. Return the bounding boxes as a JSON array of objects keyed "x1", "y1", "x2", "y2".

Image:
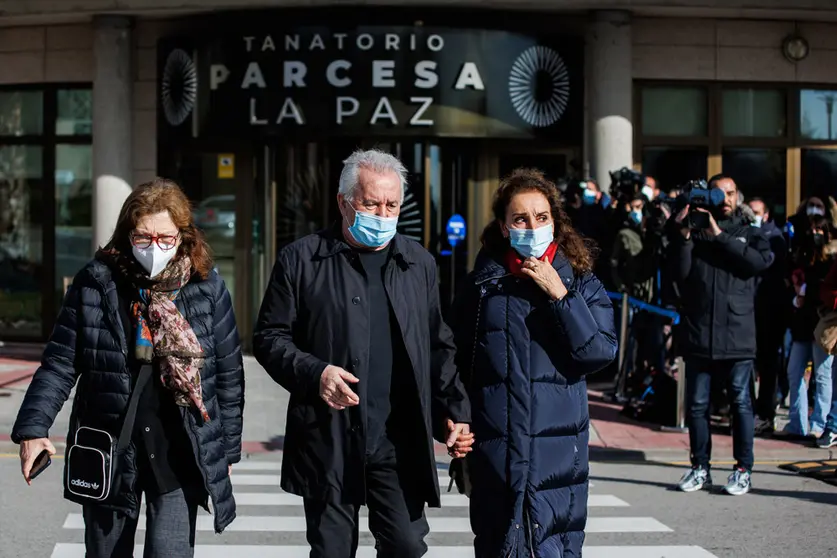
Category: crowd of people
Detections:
[{"x1": 561, "y1": 169, "x2": 837, "y2": 495}]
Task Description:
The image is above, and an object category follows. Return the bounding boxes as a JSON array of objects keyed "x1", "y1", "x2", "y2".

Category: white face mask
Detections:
[
  {"x1": 808, "y1": 206, "x2": 826, "y2": 217},
  {"x1": 132, "y1": 243, "x2": 177, "y2": 278}
]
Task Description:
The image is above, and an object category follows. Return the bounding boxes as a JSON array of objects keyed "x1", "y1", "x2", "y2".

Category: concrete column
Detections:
[
  {"x1": 588, "y1": 10, "x2": 633, "y2": 192},
  {"x1": 92, "y1": 15, "x2": 133, "y2": 252}
]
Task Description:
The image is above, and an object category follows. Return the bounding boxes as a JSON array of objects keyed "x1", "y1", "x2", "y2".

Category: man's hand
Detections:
[
  {"x1": 446, "y1": 419, "x2": 474, "y2": 459},
  {"x1": 319, "y1": 365, "x2": 360, "y2": 410},
  {"x1": 228, "y1": 465, "x2": 232, "y2": 476},
  {"x1": 694, "y1": 208, "x2": 722, "y2": 237},
  {"x1": 20, "y1": 438, "x2": 56, "y2": 485},
  {"x1": 674, "y1": 204, "x2": 691, "y2": 239}
]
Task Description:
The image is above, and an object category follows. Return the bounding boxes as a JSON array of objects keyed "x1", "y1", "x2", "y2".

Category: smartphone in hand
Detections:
[{"x1": 29, "y1": 449, "x2": 51, "y2": 481}]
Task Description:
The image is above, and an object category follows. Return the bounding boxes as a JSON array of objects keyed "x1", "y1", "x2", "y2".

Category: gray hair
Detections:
[{"x1": 338, "y1": 149, "x2": 408, "y2": 204}]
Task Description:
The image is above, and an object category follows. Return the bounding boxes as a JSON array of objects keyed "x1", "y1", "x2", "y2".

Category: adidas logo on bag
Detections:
[{"x1": 71, "y1": 478, "x2": 100, "y2": 490}]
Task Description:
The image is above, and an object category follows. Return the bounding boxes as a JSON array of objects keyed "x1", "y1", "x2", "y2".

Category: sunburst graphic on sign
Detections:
[
  {"x1": 508, "y1": 46, "x2": 570, "y2": 128},
  {"x1": 161, "y1": 48, "x2": 198, "y2": 127},
  {"x1": 397, "y1": 184, "x2": 423, "y2": 242}
]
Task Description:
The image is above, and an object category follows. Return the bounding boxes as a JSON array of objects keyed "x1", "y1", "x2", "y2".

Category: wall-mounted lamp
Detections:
[{"x1": 782, "y1": 34, "x2": 810, "y2": 63}]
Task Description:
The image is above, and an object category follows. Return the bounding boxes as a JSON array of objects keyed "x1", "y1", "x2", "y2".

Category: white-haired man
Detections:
[{"x1": 254, "y1": 149, "x2": 473, "y2": 557}]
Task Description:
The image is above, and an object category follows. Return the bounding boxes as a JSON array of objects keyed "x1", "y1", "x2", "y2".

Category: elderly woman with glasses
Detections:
[{"x1": 11, "y1": 178, "x2": 244, "y2": 557}]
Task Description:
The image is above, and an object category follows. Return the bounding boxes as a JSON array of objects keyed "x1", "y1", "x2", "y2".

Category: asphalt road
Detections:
[{"x1": 2, "y1": 452, "x2": 835, "y2": 558}]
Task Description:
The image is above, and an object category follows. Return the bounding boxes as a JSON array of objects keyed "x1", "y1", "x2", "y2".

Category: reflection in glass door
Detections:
[
  {"x1": 801, "y1": 147, "x2": 837, "y2": 202},
  {"x1": 254, "y1": 140, "x2": 479, "y2": 314},
  {"x1": 164, "y1": 147, "x2": 254, "y2": 349},
  {"x1": 0, "y1": 144, "x2": 43, "y2": 338}
]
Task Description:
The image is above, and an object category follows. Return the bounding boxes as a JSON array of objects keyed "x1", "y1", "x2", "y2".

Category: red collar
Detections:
[{"x1": 505, "y1": 242, "x2": 559, "y2": 277}]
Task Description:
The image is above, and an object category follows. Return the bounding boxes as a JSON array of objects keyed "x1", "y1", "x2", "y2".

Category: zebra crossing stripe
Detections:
[
  {"x1": 584, "y1": 547, "x2": 718, "y2": 557},
  {"x1": 229, "y1": 461, "x2": 283, "y2": 471},
  {"x1": 50, "y1": 544, "x2": 718, "y2": 558},
  {"x1": 233, "y1": 492, "x2": 471, "y2": 506},
  {"x1": 62, "y1": 514, "x2": 668, "y2": 533},
  {"x1": 231, "y1": 473, "x2": 451, "y2": 487},
  {"x1": 127, "y1": 492, "x2": 623, "y2": 508}
]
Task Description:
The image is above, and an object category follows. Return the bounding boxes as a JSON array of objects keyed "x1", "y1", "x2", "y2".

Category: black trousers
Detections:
[
  {"x1": 755, "y1": 323, "x2": 786, "y2": 421},
  {"x1": 303, "y1": 437, "x2": 430, "y2": 558}
]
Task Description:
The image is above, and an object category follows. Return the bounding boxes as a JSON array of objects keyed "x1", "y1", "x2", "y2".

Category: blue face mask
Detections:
[
  {"x1": 630, "y1": 210, "x2": 643, "y2": 225},
  {"x1": 509, "y1": 223, "x2": 554, "y2": 259},
  {"x1": 751, "y1": 215, "x2": 763, "y2": 228},
  {"x1": 345, "y1": 206, "x2": 398, "y2": 248},
  {"x1": 582, "y1": 190, "x2": 597, "y2": 206}
]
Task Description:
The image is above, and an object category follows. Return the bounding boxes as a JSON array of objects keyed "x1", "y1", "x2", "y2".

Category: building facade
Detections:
[{"x1": 1, "y1": 0, "x2": 836, "y2": 346}]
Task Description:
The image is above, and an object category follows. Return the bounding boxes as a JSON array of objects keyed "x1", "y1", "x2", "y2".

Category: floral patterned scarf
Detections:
[
  {"x1": 97, "y1": 249, "x2": 209, "y2": 423},
  {"x1": 133, "y1": 255, "x2": 209, "y2": 423}
]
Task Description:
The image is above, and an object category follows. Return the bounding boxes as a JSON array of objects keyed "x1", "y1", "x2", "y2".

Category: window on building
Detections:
[
  {"x1": 722, "y1": 88, "x2": 786, "y2": 138},
  {"x1": 641, "y1": 86, "x2": 708, "y2": 137},
  {"x1": 722, "y1": 148, "x2": 788, "y2": 221},
  {"x1": 801, "y1": 148, "x2": 837, "y2": 201},
  {"x1": 0, "y1": 85, "x2": 92, "y2": 340},
  {"x1": 800, "y1": 89, "x2": 837, "y2": 141},
  {"x1": 641, "y1": 147, "x2": 708, "y2": 195},
  {"x1": 0, "y1": 90, "x2": 43, "y2": 136}
]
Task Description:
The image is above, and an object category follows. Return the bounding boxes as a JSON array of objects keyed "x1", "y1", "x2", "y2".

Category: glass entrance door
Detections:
[
  {"x1": 252, "y1": 139, "x2": 480, "y2": 317},
  {"x1": 162, "y1": 146, "x2": 255, "y2": 350}
]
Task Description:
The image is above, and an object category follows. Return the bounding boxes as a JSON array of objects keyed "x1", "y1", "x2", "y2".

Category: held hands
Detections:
[
  {"x1": 19, "y1": 437, "x2": 56, "y2": 485},
  {"x1": 446, "y1": 419, "x2": 474, "y2": 459},
  {"x1": 319, "y1": 365, "x2": 360, "y2": 410},
  {"x1": 520, "y1": 257, "x2": 568, "y2": 301}
]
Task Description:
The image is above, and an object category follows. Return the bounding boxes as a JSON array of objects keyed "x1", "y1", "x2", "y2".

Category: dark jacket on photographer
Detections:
[
  {"x1": 667, "y1": 209, "x2": 773, "y2": 360},
  {"x1": 610, "y1": 210, "x2": 655, "y2": 303},
  {"x1": 754, "y1": 220, "x2": 789, "y2": 332}
]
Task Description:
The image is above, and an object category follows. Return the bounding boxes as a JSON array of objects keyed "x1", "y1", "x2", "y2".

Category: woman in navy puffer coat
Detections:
[{"x1": 451, "y1": 169, "x2": 618, "y2": 558}]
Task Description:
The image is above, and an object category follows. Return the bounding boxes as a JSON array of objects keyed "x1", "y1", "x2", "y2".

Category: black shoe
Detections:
[{"x1": 754, "y1": 418, "x2": 774, "y2": 437}]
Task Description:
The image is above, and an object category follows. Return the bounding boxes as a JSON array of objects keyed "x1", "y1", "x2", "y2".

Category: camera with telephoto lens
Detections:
[
  {"x1": 681, "y1": 179, "x2": 725, "y2": 230},
  {"x1": 609, "y1": 167, "x2": 646, "y2": 201}
]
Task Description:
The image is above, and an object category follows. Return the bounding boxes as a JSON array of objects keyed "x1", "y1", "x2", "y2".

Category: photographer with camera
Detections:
[{"x1": 668, "y1": 174, "x2": 773, "y2": 496}]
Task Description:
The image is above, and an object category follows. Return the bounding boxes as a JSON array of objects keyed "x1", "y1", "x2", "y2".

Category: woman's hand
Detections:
[
  {"x1": 520, "y1": 257, "x2": 568, "y2": 300},
  {"x1": 446, "y1": 419, "x2": 474, "y2": 459},
  {"x1": 20, "y1": 438, "x2": 56, "y2": 485}
]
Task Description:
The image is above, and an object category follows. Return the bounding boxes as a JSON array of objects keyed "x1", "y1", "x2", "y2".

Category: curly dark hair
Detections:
[
  {"x1": 100, "y1": 178, "x2": 214, "y2": 280},
  {"x1": 481, "y1": 168, "x2": 596, "y2": 273}
]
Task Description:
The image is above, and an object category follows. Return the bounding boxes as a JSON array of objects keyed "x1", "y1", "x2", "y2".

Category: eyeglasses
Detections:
[{"x1": 130, "y1": 231, "x2": 179, "y2": 251}]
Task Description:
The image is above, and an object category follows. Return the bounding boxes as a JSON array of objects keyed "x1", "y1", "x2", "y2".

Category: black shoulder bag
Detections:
[
  {"x1": 447, "y1": 283, "x2": 488, "y2": 497},
  {"x1": 65, "y1": 364, "x2": 153, "y2": 503}
]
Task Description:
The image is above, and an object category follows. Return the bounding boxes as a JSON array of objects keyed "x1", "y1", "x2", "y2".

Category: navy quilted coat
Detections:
[
  {"x1": 11, "y1": 258, "x2": 244, "y2": 533},
  {"x1": 451, "y1": 250, "x2": 617, "y2": 558}
]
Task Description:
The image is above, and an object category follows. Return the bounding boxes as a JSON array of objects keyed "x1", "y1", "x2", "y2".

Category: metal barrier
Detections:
[
  {"x1": 615, "y1": 293, "x2": 630, "y2": 399},
  {"x1": 606, "y1": 291, "x2": 687, "y2": 432}
]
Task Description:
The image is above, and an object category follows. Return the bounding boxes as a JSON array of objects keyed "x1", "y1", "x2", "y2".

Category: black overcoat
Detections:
[{"x1": 253, "y1": 225, "x2": 470, "y2": 506}]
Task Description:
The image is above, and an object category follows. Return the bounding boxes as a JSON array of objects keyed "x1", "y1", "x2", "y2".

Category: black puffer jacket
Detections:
[
  {"x1": 667, "y1": 214, "x2": 773, "y2": 360},
  {"x1": 11, "y1": 259, "x2": 244, "y2": 533}
]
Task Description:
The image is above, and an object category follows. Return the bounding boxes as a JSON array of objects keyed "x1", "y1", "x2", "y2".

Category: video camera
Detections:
[
  {"x1": 680, "y1": 179, "x2": 725, "y2": 230},
  {"x1": 609, "y1": 167, "x2": 646, "y2": 201}
]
